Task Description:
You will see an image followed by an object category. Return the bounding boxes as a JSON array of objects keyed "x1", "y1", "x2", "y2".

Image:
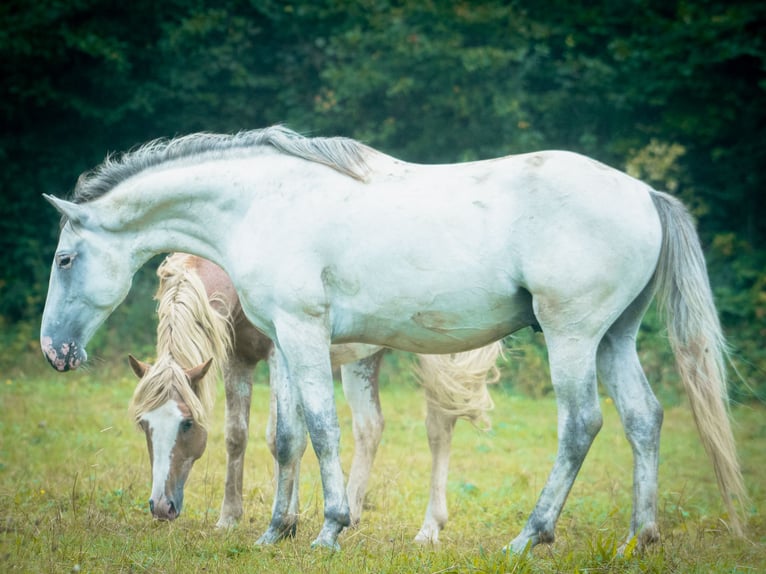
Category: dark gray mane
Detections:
[{"x1": 71, "y1": 125, "x2": 373, "y2": 204}]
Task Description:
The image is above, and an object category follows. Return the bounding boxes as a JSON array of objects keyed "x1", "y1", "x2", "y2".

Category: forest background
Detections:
[{"x1": 1, "y1": 0, "x2": 764, "y2": 401}]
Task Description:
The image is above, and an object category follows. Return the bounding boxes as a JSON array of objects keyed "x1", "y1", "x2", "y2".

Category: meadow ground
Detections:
[{"x1": 1, "y1": 358, "x2": 764, "y2": 573}]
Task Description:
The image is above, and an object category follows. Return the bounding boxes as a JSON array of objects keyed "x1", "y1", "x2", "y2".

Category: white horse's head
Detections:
[
  {"x1": 129, "y1": 355, "x2": 212, "y2": 521},
  {"x1": 41, "y1": 195, "x2": 136, "y2": 371}
]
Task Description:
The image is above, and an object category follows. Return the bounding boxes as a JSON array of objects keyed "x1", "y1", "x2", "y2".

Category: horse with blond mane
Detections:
[{"x1": 128, "y1": 252, "x2": 502, "y2": 543}]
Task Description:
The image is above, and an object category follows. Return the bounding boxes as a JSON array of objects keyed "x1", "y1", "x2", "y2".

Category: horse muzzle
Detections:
[
  {"x1": 40, "y1": 336, "x2": 87, "y2": 371},
  {"x1": 150, "y1": 495, "x2": 182, "y2": 521}
]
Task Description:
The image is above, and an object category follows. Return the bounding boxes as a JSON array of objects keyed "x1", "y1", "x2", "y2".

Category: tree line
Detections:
[{"x1": 1, "y1": 0, "x2": 764, "y2": 397}]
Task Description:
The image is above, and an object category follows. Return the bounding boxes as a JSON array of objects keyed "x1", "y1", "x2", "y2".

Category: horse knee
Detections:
[
  {"x1": 266, "y1": 411, "x2": 307, "y2": 463},
  {"x1": 304, "y1": 413, "x2": 340, "y2": 459},
  {"x1": 225, "y1": 425, "x2": 248, "y2": 458},
  {"x1": 354, "y1": 414, "x2": 384, "y2": 451},
  {"x1": 275, "y1": 427, "x2": 308, "y2": 466},
  {"x1": 266, "y1": 425, "x2": 277, "y2": 459}
]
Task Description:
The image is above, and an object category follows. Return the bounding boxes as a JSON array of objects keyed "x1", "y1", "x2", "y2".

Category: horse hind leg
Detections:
[
  {"x1": 414, "y1": 399, "x2": 456, "y2": 544},
  {"x1": 414, "y1": 343, "x2": 500, "y2": 543},
  {"x1": 597, "y1": 287, "x2": 663, "y2": 549},
  {"x1": 507, "y1": 327, "x2": 603, "y2": 553}
]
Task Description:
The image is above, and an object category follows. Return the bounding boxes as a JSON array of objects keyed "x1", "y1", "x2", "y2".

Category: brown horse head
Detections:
[{"x1": 129, "y1": 355, "x2": 212, "y2": 520}]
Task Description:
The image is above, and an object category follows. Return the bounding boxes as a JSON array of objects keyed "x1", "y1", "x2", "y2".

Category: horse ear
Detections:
[
  {"x1": 42, "y1": 194, "x2": 91, "y2": 227},
  {"x1": 128, "y1": 354, "x2": 152, "y2": 378},
  {"x1": 185, "y1": 358, "x2": 213, "y2": 388}
]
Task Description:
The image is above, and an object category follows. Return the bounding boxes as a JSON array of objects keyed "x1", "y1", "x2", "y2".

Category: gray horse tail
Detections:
[{"x1": 649, "y1": 189, "x2": 747, "y2": 536}]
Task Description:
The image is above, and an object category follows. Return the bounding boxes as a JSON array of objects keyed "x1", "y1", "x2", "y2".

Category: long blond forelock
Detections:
[
  {"x1": 130, "y1": 253, "x2": 233, "y2": 429},
  {"x1": 129, "y1": 357, "x2": 210, "y2": 428}
]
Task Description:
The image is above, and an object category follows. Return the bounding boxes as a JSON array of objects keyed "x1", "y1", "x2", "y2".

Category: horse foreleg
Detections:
[
  {"x1": 257, "y1": 348, "x2": 308, "y2": 544},
  {"x1": 274, "y1": 317, "x2": 349, "y2": 550},
  {"x1": 265, "y1": 359, "x2": 304, "y2": 528},
  {"x1": 414, "y1": 399, "x2": 456, "y2": 544},
  {"x1": 217, "y1": 356, "x2": 255, "y2": 528},
  {"x1": 340, "y1": 352, "x2": 385, "y2": 527},
  {"x1": 507, "y1": 335, "x2": 602, "y2": 553}
]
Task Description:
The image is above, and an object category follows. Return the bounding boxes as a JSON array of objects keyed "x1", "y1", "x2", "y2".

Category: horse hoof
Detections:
[
  {"x1": 503, "y1": 536, "x2": 534, "y2": 555},
  {"x1": 215, "y1": 517, "x2": 238, "y2": 530},
  {"x1": 618, "y1": 524, "x2": 659, "y2": 555},
  {"x1": 255, "y1": 528, "x2": 281, "y2": 546},
  {"x1": 255, "y1": 521, "x2": 298, "y2": 545},
  {"x1": 255, "y1": 534, "x2": 276, "y2": 546},
  {"x1": 310, "y1": 537, "x2": 341, "y2": 552},
  {"x1": 413, "y1": 528, "x2": 440, "y2": 545}
]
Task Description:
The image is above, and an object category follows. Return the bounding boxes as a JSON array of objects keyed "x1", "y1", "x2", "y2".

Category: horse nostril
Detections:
[
  {"x1": 149, "y1": 499, "x2": 155, "y2": 513},
  {"x1": 168, "y1": 500, "x2": 176, "y2": 518}
]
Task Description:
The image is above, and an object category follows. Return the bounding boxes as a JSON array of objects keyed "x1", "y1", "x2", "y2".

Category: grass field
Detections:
[{"x1": 1, "y1": 359, "x2": 764, "y2": 573}]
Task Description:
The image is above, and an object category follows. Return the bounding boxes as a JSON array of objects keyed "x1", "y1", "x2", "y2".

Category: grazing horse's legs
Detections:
[
  {"x1": 414, "y1": 399, "x2": 457, "y2": 544},
  {"x1": 507, "y1": 303, "x2": 604, "y2": 552},
  {"x1": 217, "y1": 356, "x2": 256, "y2": 528},
  {"x1": 258, "y1": 348, "x2": 308, "y2": 544},
  {"x1": 597, "y1": 288, "x2": 663, "y2": 548},
  {"x1": 340, "y1": 352, "x2": 385, "y2": 526}
]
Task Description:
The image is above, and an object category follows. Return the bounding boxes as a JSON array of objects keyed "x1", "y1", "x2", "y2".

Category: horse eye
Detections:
[
  {"x1": 180, "y1": 419, "x2": 193, "y2": 432},
  {"x1": 56, "y1": 252, "x2": 76, "y2": 269}
]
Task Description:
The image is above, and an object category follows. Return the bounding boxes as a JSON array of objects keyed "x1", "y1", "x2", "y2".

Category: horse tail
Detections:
[
  {"x1": 414, "y1": 341, "x2": 503, "y2": 430},
  {"x1": 649, "y1": 190, "x2": 747, "y2": 535},
  {"x1": 153, "y1": 253, "x2": 234, "y2": 425}
]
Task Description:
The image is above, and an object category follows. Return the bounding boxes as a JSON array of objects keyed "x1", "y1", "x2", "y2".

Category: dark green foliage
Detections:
[{"x1": 1, "y1": 1, "x2": 764, "y2": 399}]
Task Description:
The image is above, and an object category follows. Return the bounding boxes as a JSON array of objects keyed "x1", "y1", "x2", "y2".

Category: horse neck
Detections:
[
  {"x1": 96, "y1": 152, "x2": 362, "y2": 267},
  {"x1": 99, "y1": 161, "x2": 254, "y2": 265},
  {"x1": 155, "y1": 257, "x2": 232, "y2": 372}
]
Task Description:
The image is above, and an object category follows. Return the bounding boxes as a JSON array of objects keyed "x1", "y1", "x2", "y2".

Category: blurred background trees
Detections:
[{"x1": 1, "y1": 0, "x2": 763, "y2": 399}]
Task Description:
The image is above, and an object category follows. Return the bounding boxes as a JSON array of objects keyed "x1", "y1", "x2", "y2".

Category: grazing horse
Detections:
[
  {"x1": 41, "y1": 126, "x2": 746, "y2": 550},
  {"x1": 128, "y1": 252, "x2": 500, "y2": 542}
]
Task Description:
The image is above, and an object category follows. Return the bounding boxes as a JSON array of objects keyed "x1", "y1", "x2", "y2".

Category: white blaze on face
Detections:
[{"x1": 142, "y1": 401, "x2": 184, "y2": 501}]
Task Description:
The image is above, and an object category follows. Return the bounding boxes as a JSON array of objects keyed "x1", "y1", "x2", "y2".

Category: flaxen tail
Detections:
[
  {"x1": 649, "y1": 190, "x2": 747, "y2": 535},
  {"x1": 414, "y1": 342, "x2": 503, "y2": 430}
]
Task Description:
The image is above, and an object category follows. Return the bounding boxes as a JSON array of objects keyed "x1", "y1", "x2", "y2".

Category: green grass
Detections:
[{"x1": 1, "y1": 361, "x2": 764, "y2": 573}]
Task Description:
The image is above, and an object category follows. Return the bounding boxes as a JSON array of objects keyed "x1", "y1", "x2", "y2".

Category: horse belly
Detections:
[{"x1": 330, "y1": 286, "x2": 535, "y2": 354}]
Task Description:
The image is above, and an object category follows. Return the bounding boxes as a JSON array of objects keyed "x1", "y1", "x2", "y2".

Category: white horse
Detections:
[
  {"x1": 41, "y1": 126, "x2": 746, "y2": 551},
  {"x1": 128, "y1": 252, "x2": 500, "y2": 543}
]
